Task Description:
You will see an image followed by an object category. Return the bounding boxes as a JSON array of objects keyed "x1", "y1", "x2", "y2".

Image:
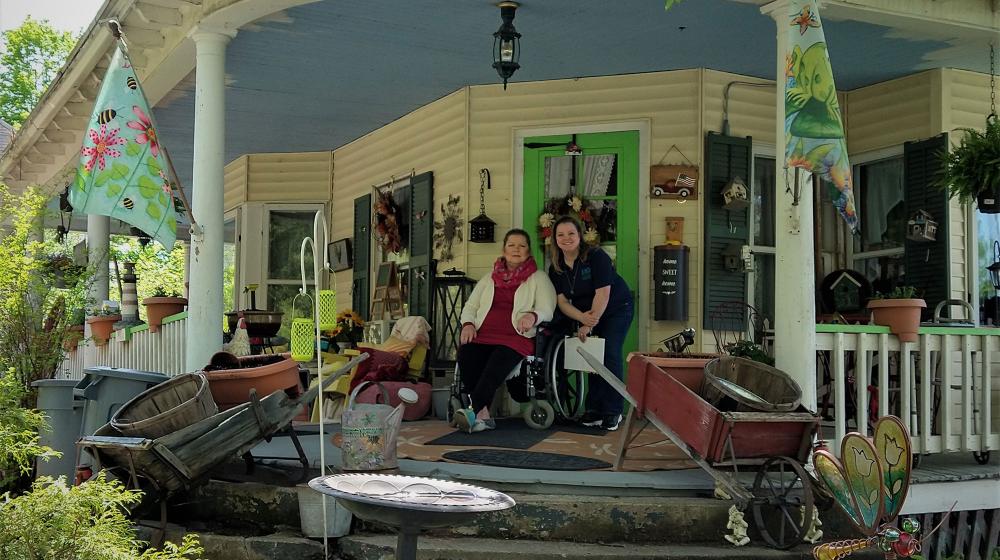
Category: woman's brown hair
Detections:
[
  {"x1": 548, "y1": 216, "x2": 591, "y2": 273},
  {"x1": 503, "y1": 228, "x2": 532, "y2": 247}
]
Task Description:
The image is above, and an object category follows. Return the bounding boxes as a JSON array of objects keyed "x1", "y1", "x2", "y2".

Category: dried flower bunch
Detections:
[{"x1": 538, "y1": 194, "x2": 600, "y2": 245}]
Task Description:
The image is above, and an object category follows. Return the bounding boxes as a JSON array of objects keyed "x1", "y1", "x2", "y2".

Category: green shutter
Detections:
[
  {"x1": 352, "y1": 193, "x2": 371, "y2": 320},
  {"x1": 703, "y1": 132, "x2": 752, "y2": 330},
  {"x1": 408, "y1": 172, "x2": 434, "y2": 318},
  {"x1": 903, "y1": 133, "x2": 950, "y2": 318}
]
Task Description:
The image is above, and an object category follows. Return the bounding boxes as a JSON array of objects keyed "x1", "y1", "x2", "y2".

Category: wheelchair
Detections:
[
  {"x1": 448, "y1": 324, "x2": 697, "y2": 430},
  {"x1": 447, "y1": 321, "x2": 585, "y2": 430}
]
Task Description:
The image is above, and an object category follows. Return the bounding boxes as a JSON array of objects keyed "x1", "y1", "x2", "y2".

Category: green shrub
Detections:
[
  {"x1": 0, "y1": 369, "x2": 58, "y2": 490},
  {"x1": 0, "y1": 474, "x2": 203, "y2": 560}
]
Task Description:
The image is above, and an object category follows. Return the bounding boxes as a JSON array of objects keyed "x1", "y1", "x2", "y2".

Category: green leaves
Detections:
[
  {"x1": 664, "y1": 0, "x2": 684, "y2": 10},
  {"x1": 137, "y1": 174, "x2": 159, "y2": 199},
  {"x1": 937, "y1": 117, "x2": 1000, "y2": 204},
  {"x1": 146, "y1": 155, "x2": 162, "y2": 177},
  {"x1": 105, "y1": 183, "x2": 123, "y2": 198},
  {"x1": 145, "y1": 201, "x2": 162, "y2": 220},
  {"x1": 125, "y1": 141, "x2": 141, "y2": 157},
  {"x1": 0, "y1": 18, "x2": 76, "y2": 127}
]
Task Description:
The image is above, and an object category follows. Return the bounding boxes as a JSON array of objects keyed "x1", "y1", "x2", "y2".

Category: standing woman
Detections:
[
  {"x1": 455, "y1": 229, "x2": 557, "y2": 433},
  {"x1": 548, "y1": 216, "x2": 633, "y2": 431}
]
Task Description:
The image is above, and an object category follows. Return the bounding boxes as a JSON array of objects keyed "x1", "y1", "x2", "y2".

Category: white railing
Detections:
[
  {"x1": 58, "y1": 314, "x2": 188, "y2": 380},
  {"x1": 816, "y1": 324, "x2": 999, "y2": 456}
]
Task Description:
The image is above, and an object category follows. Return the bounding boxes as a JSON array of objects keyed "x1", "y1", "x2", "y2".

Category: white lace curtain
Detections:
[{"x1": 544, "y1": 154, "x2": 616, "y2": 198}]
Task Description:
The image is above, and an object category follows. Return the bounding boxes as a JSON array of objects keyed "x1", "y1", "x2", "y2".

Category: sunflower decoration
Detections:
[
  {"x1": 538, "y1": 194, "x2": 601, "y2": 245},
  {"x1": 433, "y1": 194, "x2": 464, "y2": 262},
  {"x1": 329, "y1": 310, "x2": 365, "y2": 344},
  {"x1": 373, "y1": 188, "x2": 403, "y2": 253}
]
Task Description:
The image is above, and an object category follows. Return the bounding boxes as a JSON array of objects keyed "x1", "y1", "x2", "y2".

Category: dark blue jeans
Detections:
[{"x1": 586, "y1": 302, "x2": 633, "y2": 417}]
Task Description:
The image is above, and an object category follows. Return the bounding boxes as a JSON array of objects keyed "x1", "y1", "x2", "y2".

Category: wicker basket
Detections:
[
  {"x1": 111, "y1": 373, "x2": 218, "y2": 439},
  {"x1": 701, "y1": 357, "x2": 801, "y2": 413}
]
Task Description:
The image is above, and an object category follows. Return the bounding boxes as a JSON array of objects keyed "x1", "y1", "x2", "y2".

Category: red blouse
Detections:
[{"x1": 472, "y1": 282, "x2": 534, "y2": 356}]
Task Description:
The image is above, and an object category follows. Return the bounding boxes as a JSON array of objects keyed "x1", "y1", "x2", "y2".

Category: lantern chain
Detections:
[{"x1": 479, "y1": 168, "x2": 489, "y2": 214}]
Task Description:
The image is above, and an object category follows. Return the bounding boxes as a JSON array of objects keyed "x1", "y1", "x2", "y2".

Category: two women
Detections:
[
  {"x1": 548, "y1": 216, "x2": 633, "y2": 431},
  {"x1": 455, "y1": 229, "x2": 557, "y2": 433}
]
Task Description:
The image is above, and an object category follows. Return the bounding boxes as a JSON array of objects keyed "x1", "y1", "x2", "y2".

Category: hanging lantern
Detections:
[
  {"x1": 988, "y1": 241, "x2": 1000, "y2": 292},
  {"x1": 129, "y1": 226, "x2": 152, "y2": 248},
  {"x1": 470, "y1": 168, "x2": 496, "y2": 243},
  {"x1": 722, "y1": 243, "x2": 743, "y2": 273},
  {"x1": 492, "y1": 1, "x2": 521, "y2": 90},
  {"x1": 318, "y1": 290, "x2": 337, "y2": 331},
  {"x1": 905, "y1": 209, "x2": 938, "y2": 243},
  {"x1": 721, "y1": 176, "x2": 750, "y2": 210}
]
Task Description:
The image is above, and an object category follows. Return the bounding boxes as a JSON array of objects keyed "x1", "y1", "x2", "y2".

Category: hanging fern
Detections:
[{"x1": 935, "y1": 116, "x2": 1000, "y2": 205}]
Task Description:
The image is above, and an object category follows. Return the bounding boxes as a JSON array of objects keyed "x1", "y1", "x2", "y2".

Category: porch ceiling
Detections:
[
  {"x1": 151, "y1": 0, "x2": 989, "y2": 192},
  {"x1": 3, "y1": 0, "x2": 996, "y2": 199}
]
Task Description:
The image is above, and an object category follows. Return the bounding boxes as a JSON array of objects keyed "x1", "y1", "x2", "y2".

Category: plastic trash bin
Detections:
[
  {"x1": 31, "y1": 378, "x2": 84, "y2": 481},
  {"x1": 75, "y1": 367, "x2": 169, "y2": 439}
]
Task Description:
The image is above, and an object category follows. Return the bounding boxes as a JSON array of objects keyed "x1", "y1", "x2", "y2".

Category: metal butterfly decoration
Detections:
[{"x1": 811, "y1": 416, "x2": 925, "y2": 560}]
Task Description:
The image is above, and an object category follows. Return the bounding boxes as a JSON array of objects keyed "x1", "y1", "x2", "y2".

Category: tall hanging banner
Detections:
[
  {"x1": 784, "y1": 0, "x2": 858, "y2": 233},
  {"x1": 69, "y1": 44, "x2": 177, "y2": 249}
]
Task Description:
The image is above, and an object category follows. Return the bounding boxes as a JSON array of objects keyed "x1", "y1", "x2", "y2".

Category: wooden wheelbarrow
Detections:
[{"x1": 77, "y1": 354, "x2": 368, "y2": 526}]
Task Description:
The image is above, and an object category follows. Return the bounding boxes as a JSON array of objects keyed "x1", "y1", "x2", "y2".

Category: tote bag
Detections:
[{"x1": 340, "y1": 381, "x2": 405, "y2": 471}]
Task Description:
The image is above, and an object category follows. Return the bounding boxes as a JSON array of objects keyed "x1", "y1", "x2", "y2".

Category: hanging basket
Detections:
[
  {"x1": 978, "y1": 187, "x2": 1000, "y2": 214},
  {"x1": 318, "y1": 290, "x2": 337, "y2": 331}
]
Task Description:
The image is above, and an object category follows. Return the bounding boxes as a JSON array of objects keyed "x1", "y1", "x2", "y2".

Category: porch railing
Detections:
[
  {"x1": 58, "y1": 313, "x2": 188, "y2": 380},
  {"x1": 815, "y1": 324, "x2": 999, "y2": 457}
]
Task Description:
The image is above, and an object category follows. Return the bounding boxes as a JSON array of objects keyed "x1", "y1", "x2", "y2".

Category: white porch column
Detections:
[
  {"x1": 764, "y1": 0, "x2": 817, "y2": 410},
  {"x1": 186, "y1": 28, "x2": 235, "y2": 371},
  {"x1": 84, "y1": 214, "x2": 110, "y2": 368}
]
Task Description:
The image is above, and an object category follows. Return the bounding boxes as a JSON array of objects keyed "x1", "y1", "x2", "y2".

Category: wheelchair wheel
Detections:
[
  {"x1": 546, "y1": 337, "x2": 586, "y2": 420},
  {"x1": 523, "y1": 399, "x2": 555, "y2": 430}
]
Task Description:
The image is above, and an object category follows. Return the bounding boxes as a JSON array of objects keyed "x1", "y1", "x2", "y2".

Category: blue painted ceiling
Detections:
[{"x1": 152, "y1": 0, "x2": 983, "y2": 194}]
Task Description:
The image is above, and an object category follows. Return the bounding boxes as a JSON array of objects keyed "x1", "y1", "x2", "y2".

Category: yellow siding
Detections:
[
  {"x1": 943, "y1": 69, "x2": 992, "y2": 304},
  {"x1": 846, "y1": 71, "x2": 935, "y2": 155},
  {"x1": 245, "y1": 151, "x2": 333, "y2": 202},
  {"x1": 701, "y1": 71, "x2": 776, "y2": 145},
  {"x1": 330, "y1": 89, "x2": 468, "y2": 311},
  {"x1": 223, "y1": 155, "x2": 247, "y2": 212}
]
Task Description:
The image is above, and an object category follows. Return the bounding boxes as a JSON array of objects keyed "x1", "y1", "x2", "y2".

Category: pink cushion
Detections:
[{"x1": 354, "y1": 381, "x2": 432, "y2": 421}]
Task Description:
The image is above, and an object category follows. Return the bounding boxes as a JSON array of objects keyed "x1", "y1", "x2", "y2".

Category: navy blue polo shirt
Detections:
[{"x1": 549, "y1": 248, "x2": 632, "y2": 315}]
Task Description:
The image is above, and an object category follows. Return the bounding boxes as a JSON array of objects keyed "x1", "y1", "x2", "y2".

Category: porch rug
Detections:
[
  {"x1": 442, "y1": 449, "x2": 612, "y2": 471},
  {"x1": 395, "y1": 420, "x2": 696, "y2": 472},
  {"x1": 425, "y1": 418, "x2": 552, "y2": 450}
]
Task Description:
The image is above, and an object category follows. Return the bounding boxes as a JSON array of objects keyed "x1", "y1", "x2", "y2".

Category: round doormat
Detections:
[{"x1": 442, "y1": 449, "x2": 612, "y2": 471}]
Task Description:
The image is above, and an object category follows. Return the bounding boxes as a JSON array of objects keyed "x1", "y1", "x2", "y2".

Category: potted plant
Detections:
[
  {"x1": 143, "y1": 286, "x2": 187, "y2": 333},
  {"x1": 936, "y1": 115, "x2": 1000, "y2": 214},
  {"x1": 63, "y1": 307, "x2": 86, "y2": 352},
  {"x1": 867, "y1": 286, "x2": 926, "y2": 343},
  {"x1": 86, "y1": 306, "x2": 122, "y2": 346},
  {"x1": 330, "y1": 310, "x2": 365, "y2": 351}
]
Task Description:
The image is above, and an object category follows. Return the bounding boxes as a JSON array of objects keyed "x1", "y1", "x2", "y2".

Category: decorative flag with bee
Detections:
[
  {"x1": 69, "y1": 43, "x2": 177, "y2": 249},
  {"x1": 784, "y1": 0, "x2": 858, "y2": 234}
]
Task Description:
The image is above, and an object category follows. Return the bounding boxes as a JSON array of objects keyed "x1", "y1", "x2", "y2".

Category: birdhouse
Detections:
[
  {"x1": 906, "y1": 209, "x2": 937, "y2": 242},
  {"x1": 470, "y1": 213, "x2": 496, "y2": 243},
  {"x1": 721, "y1": 176, "x2": 750, "y2": 210},
  {"x1": 722, "y1": 243, "x2": 743, "y2": 273}
]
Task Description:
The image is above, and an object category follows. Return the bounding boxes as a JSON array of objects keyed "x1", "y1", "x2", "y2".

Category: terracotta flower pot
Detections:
[
  {"x1": 63, "y1": 325, "x2": 85, "y2": 352},
  {"x1": 202, "y1": 353, "x2": 306, "y2": 416},
  {"x1": 86, "y1": 314, "x2": 121, "y2": 346},
  {"x1": 143, "y1": 296, "x2": 188, "y2": 333},
  {"x1": 867, "y1": 298, "x2": 926, "y2": 343}
]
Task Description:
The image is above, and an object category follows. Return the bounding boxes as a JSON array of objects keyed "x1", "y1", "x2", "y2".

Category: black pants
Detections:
[
  {"x1": 586, "y1": 301, "x2": 634, "y2": 417},
  {"x1": 457, "y1": 343, "x2": 524, "y2": 413}
]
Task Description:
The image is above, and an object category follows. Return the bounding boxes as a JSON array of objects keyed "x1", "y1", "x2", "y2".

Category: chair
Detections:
[{"x1": 708, "y1": 302, "x2": 768, "y2": 356}]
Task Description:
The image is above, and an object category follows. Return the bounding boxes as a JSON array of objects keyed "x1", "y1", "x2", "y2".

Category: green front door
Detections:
[{"x1": 523, "y1": 130, "x2": 640, "y2": 359}]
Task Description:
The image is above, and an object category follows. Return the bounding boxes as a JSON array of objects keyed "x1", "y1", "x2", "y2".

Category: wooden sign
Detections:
[
  {"x1": 651, "y1": 165, "x2": 699, "y2": 200},
  {"x1": 371, "y1": 262, "x2": 404, "y2": 320},
  {"x1": 664, "y1": 217, "x2": 684, "y2": 245}
]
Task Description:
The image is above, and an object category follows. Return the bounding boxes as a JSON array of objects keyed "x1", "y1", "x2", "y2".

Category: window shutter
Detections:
[
  {"x1": 352, "y1": 193, "x2": 371, "y2": 320},
  {"x1": 903, "y1": 133, "x2": 950, "y2": 317},
  {"x1": 408, "y1": 172, "x2": 434, "y2": 318},
  {"x1": 703, "y1": 132, "x2": 752, "y2": 330}
]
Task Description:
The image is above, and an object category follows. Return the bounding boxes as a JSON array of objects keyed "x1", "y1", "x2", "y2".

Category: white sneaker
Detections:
[{"x1": 471, "y1": 418, "x2": 496, "y2": 433}]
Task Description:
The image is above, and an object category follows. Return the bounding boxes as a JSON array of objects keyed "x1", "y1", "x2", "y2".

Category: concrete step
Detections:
[
  {"x1": 173, "y1": 479, "x2": 861, "y2": 546},
  {"x1": 137, "y1": 525, "x2": 326, "y2": 560},
  {"x1": 335, "y1": 535, "x2": 884, "y2": 560}
]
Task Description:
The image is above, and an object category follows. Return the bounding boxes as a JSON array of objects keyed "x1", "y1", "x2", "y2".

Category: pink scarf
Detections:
[{"x1": 491, "y1": 256, "x2": 538, "y2": 288}]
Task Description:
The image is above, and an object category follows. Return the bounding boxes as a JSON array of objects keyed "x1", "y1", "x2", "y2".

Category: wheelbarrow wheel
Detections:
[
  {"x1": 973, "y1": 451, "x2": 990, "y2": 465},
  {"x1": 523, "y1": 399, "x2": 555, "y2": 430},
  {"x1": 751, "y1": 456, "x2": 814, "y2": 550}
]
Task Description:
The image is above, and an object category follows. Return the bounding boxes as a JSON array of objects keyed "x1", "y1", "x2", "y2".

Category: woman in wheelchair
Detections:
[
  {"x1": 549, "y1": 216, "x2": 634, "y2": 431},
  {"x1": 454, "y1": 229, "x2": 557, "y2": 433}
]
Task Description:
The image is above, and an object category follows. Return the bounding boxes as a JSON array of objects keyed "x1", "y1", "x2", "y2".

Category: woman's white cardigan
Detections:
[{"x1": 459, "y1": 270, "x2": 557, "y2": 339}]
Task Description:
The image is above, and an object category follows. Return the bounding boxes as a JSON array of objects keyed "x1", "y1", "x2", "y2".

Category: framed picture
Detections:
[{"x1": 328, "y1": 238, "x2": 353, "y2": 272}]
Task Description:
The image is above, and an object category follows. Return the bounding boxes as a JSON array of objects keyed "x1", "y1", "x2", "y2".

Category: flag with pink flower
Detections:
[{"x1": 69, "y1": 43, "x2": 177, "y2": 248}]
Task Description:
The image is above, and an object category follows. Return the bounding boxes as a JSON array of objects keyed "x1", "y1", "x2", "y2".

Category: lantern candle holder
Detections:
[{"x1": 470, "y1": 168, "x2": 496, "y2": 243}]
